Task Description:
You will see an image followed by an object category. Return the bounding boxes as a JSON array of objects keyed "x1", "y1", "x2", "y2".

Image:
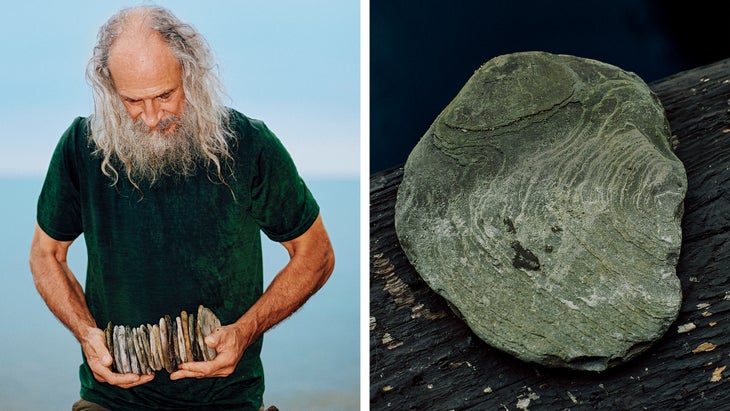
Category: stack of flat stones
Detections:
[
  {"x1": 104, "y1": 305, "x2": 220, "y2": 374},
  {"x1": 395, "y1": 51, "x2": 687, "y2": 371}
]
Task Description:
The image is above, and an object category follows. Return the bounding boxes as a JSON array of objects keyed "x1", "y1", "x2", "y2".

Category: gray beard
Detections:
[{"x1": 116, "y1": 113, "x2": 202, "y2": 185}]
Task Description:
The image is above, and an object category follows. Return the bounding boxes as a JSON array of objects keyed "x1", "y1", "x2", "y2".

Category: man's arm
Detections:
[
  {"x1": 172, "y1": 213, "x2": 335, "y2": 379},
  {"x1": 29, "y1": 223, "x2": 154, "y2": 388}
]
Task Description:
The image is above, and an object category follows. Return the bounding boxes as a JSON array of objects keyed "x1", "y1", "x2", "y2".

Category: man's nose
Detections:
[{"x1": 140, "y1": 100, "x2": 162, "y2": 129}]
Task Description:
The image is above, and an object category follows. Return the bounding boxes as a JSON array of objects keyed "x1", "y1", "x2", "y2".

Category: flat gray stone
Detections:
[{"x1": 394, "y1": 51, "x2": 687, "y2": 371}]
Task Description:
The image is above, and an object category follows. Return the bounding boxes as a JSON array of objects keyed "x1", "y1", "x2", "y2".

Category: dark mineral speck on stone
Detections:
[{"x1": 394, "y1": 51, "x2": 687, "y2": 371}]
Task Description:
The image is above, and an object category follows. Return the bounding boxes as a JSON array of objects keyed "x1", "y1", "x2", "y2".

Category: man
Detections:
[{"x1": 29, "y1": 5, "x2": 334, "y2": 411}]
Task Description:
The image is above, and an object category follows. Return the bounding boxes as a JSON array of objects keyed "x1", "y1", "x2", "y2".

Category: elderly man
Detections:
[{"x1": 29, "y1": 5, "x2": 334, "y2": 411}]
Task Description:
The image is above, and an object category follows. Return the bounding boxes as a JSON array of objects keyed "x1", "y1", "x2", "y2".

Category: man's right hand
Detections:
[
  {"x1": 30, "y1": 225, "x2": 155, "y2": 389},
  {"x1": 81, "y1": 326, "x2": 155, "y2": 388}
]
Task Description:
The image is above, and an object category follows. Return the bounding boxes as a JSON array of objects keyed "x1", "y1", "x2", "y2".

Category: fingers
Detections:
[
  {"x1": 170, "y1": 327, "x2": 241, "y2": 380},
  {"x1": 169, "y1": 363, "x2": 208, "y2": 380},
  {"x1": 95, "y1": 368, "x2": 155, "y2": 389},
  {"x1": 87, "y1": 345, "x2": 156, "y2": 388},
  {"x1": 87, "y1": 347, "x2": 156, "y2": 388},
  {"x1": 82, "y1": 326, "x2": 156, "y2": 388},
  {"x1": 205, "y1": 328, "x2": 220, "y2": 346},
  {"x1": 170, "y1": 351, "x2": 237, "y2": 380},
  {"x1": 87, "y1": 349, "x2": 157, "y2": 388}
]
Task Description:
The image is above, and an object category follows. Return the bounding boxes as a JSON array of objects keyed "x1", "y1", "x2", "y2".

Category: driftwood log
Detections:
[{"x1": 370, "y1": 57, "x2": 730, "y2": 410}]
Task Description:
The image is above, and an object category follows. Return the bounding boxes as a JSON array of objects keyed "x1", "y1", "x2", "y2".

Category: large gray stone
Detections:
[{"x1": 394, "y1": 51, "x2": 687, "y2": 371}]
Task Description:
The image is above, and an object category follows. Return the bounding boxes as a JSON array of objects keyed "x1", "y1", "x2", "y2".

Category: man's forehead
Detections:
[
  {"x1": 107, "y1": 28, "x2": 182, "y2": 97},
  {"x1": 108, "y1": 29, "x2": 172, "y2": 67}
]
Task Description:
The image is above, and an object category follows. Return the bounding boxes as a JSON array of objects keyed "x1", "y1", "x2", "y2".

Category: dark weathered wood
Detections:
[{"x1": 370, "y1": 58, "x2": 730, "y2": 410}]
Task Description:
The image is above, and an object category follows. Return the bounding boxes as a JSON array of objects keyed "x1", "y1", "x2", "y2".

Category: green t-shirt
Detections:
[{"x1": 37, "y1": 109, "x2": 319, "y2": 410}]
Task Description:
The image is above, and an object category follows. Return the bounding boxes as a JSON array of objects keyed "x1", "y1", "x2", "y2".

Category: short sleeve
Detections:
[
  {"x1": 248, "y1": 121, "x2": 319, "y2": 242},
  {"x1": 36, "y1": 117, "x2": 86, "y2": 241}
]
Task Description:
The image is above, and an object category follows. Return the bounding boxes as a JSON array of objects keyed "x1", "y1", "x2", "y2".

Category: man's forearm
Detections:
[
  {"x1": 235, "y1": 250, "x2": 333, "y2": 344},
  {"x1": 31, "y1": 225, "x2": 155, "y2": 387},
  {"x1": 30, "y1": 224, "x2": 97, "y2": 342},
  {"x1": 234, "y1": 215, "x2": 335, "y2": 347}
]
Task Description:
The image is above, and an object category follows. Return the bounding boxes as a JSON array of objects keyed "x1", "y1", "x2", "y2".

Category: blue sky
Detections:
[{"x1": 0, "y1": 0, "x2": 360, "y2": 179}]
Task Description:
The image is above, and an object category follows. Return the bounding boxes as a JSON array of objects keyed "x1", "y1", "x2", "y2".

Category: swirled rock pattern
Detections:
[{"x1": 394, "y1": 51, "x2": 687, "y2": 371}]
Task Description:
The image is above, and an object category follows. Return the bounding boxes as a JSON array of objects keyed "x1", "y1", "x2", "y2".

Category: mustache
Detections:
[{"x1": 132, "y1": 115, "x2": 184, "y2": 135}]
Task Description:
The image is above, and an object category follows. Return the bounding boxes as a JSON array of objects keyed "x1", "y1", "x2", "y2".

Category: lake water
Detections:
[{"x1": 0, "y1": 178, "x2": 359, "y2": 410}]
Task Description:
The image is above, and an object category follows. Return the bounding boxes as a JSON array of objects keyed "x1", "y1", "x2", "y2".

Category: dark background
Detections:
[{"x1": 370, "y1": 0, "x2": 730, "y2": 173}]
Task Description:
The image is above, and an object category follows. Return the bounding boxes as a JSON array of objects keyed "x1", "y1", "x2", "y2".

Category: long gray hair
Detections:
[{"x1": 86, "y1": 6, "x2": 234, "y2": 188}]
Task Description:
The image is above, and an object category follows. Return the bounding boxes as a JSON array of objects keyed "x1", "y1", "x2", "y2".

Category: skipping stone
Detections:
[{"x1": 394, "y1": 51, "x2": 687, "y2": 371}]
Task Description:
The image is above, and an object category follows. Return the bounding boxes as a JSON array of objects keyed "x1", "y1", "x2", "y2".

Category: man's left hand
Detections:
[{"x1": 169, "y1": 324, "x2": 251, "y2": 379}]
